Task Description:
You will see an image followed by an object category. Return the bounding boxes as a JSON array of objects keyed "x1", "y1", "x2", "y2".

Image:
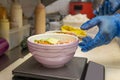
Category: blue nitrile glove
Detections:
[
  {"x1": 94, "y1": 0, "x2": 120, "y2": 16},
  {"x1": 79, "y1": 14, "x2": 120, "y2": 52}
]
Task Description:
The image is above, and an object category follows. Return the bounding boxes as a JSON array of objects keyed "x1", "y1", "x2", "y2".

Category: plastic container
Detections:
[
  {"x1": 62, "y1": 14, "x2": 89, "y2": 28},
  {"x1": 9, "y1": 24, "x2": 30, "y2": 50},
  {"x1": 49, "y1": 21, "x2": 61, "y2": 31}
]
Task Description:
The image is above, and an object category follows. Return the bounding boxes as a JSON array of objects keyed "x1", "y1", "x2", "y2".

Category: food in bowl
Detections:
[
  {"x1": 27, "y1": 34, "x2": 79, "y2": 68},
  {"x1": 55, "y1": 31, "x2": 76, "y2": 36},
  {"x1": 34, "y1": 38, "x2": 75, "y2": 45}
]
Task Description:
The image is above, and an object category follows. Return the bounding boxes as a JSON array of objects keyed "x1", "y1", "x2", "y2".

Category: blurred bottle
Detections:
[
  {"x1": 34, "y1": 0, "x2": 46, "y2": 34},
  {"x1": 0, "y1": 4, "x2": 7, "y2": 19},
  {"x1": 0, "y1": 16, "x2": 10, "y2": 43},
  {"x1": 10, "y1": 0, "x2": 23, "y2": 28},
  {"x1": 0, "y1": 4, "x2": 9, "y2": 43}
]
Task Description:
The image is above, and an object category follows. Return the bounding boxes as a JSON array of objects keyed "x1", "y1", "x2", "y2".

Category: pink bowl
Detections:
[{"x1": 27, "y1": 34, "x2": 79, "y2": 68}]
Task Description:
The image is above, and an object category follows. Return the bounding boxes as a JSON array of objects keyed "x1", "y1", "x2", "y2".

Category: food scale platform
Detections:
[{"x1": 12, "y1": 57, "x2": 105, "y2": 80}]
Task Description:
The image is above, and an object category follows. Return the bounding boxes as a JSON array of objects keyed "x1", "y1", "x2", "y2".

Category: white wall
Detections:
[
  {"x1": 0, "y1": 0, "x2": 38, "y2": 18},
  {"x1": 0, "y1": 0, "x2": 71, "y2": 18},
  {"x1": 46, "y1": 0, "x2": 71, "y2": 15}
]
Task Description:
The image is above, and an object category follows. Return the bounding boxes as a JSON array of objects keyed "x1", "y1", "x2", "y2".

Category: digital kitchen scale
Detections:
[{"x1": 12, "y1": 57, "x2": 105, "y2": 80}]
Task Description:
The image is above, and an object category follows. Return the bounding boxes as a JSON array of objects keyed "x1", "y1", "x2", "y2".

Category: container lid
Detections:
[{"x1": 0, "y1": 16, "x2": 9, "y2": 22}]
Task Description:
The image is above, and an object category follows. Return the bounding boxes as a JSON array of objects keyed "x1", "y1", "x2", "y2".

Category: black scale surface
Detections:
[{"x1": 12, "y1": 57, "x2": 105, "y2": 80}]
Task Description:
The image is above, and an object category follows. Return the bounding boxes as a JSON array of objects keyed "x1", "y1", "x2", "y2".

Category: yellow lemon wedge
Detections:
[
  {"x1": 46, "y1": 38, "x2": 59, "y2": 44},
  {"x1": 61, "y1": 25, "x2": 87, "y2": 38}
]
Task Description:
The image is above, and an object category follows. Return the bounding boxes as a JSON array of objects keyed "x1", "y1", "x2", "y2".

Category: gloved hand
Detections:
[
  {"x1": 79, "y1": 14, "x2": 120, "y2": 52},
  {"x1": 94, "y1": 0, "x2": 120, "y2": 16}
]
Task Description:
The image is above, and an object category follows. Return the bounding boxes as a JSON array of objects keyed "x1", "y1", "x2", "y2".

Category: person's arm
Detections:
[
  {"x1": 94, "y1": 0, "x2": 120, "y2": 16},
  {"x1": 79, "y1": 14, "x2": 120, "y2": 52}
]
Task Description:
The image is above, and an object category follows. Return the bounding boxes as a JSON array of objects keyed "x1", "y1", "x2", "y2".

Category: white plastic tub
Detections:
[{"x1": 9, "y1": 24, "x2": 30, "y2": 50}]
